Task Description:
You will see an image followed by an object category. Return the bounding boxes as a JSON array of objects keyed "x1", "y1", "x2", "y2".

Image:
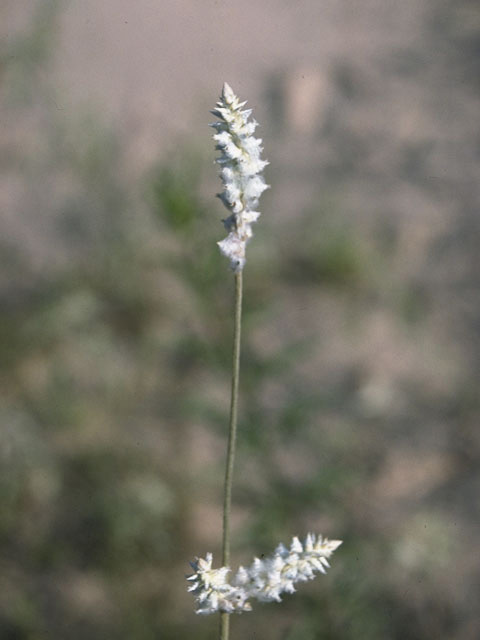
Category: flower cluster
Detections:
[
  {"x1": 187, "y1": 534, "x2": 342, "y2": 615},
  {"x1": 186, "y1": 552, "x2": 252, "y2": 615},
  {"x1": 210, "y1": 82, "x2": 269, "y2": 271}
]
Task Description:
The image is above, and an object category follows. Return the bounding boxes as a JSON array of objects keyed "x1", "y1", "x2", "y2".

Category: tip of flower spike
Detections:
[{"x1": 222, "y1": 82, "x2": 236, "y2": 104}]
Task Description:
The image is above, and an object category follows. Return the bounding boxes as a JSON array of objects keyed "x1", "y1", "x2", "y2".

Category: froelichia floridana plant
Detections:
[{"x1": 187, "y1": 83, "x2": 342, "y2": 639}]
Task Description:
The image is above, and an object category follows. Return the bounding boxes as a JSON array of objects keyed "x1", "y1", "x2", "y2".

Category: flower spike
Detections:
[
  {"x1": 211, "y1": 83, "x2": 269, "y2": 271},
  {"x1": 187, "y1": 534, "x2": 342, "y2": 614}
]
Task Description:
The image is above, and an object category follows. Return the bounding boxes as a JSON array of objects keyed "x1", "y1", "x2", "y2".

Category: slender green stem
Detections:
[{"x1": 219, "y1": 270, "x2": 243, "y2": 640}]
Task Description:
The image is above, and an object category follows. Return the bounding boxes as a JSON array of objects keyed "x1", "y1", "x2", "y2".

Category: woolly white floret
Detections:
[
  {"x1": 186, "y1": 552, "x2": 252, "y2": 615},
  {"x1": 210, "y1": 83, "x2": 269, "y2": 271},
  {"x1": 186, "y1": 534, "x2": 342, "y2": 614}
]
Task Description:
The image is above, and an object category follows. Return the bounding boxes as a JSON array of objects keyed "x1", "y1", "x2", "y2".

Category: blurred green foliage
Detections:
[{"x1": 0, "y1": 133, "x2": 458, "y2": 638}]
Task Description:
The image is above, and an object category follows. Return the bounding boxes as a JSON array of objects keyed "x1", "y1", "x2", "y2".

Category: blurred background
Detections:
[{"x1": 1, "y1": 1, "x2": 479, "y2": 638}]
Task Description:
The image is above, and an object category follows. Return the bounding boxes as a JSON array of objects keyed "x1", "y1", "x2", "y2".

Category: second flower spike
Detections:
[
  {"x1": 211, "y1": 83, "x2": 269, "y2": 271},
  {"x1": 187, "y1": 534, "x2": 342, "y2": 615}
]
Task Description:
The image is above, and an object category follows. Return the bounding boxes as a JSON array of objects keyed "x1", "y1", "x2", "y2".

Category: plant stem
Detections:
[{"x1": 219, "y1": 270, "x2": 243, "y2": 640}]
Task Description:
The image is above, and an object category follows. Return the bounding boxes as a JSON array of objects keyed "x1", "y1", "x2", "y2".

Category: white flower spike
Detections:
[
  {"x1": 210, "y1": 83, "x2": 269, "y2": 271},
  {"x1": 187, "y1": 534, "x2": 342, "y2": 614}
]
